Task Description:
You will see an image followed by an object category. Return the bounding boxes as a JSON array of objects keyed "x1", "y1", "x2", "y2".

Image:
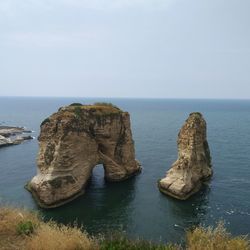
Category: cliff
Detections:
[
  {"x1": 28, "y1": 103, "x2": 141, "y2": 208},
  {"x1": 158, "y1": 112, "x2": 212, "y2": 200}
]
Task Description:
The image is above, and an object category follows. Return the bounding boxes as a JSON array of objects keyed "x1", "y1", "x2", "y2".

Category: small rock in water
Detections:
[{"x1": 0, "y1": 125, "x2": 33, "y2": 147}]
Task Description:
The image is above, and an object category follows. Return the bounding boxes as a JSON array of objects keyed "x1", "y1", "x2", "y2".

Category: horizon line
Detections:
[{"x1": 0, "y1": 96, "x2": 250, "y2": 101}]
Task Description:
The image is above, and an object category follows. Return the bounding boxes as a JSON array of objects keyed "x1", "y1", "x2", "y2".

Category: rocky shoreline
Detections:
[{"x1": 0, "y1": 126, "x2": 33, "y2": 147}]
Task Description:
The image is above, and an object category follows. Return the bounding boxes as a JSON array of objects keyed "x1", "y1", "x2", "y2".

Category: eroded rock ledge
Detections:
[
  {"x1": 28, "y1": 103, "x2": 141, "y2": 208},
  {"x1": 0, "y1": 126, "x2": 33, "y2": 147},
  {"x1": 158, "y1": 112, "x2": 212, "y2": 200}
]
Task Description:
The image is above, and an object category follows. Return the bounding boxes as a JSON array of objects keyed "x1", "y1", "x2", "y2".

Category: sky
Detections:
[{"x1": 0, "y1": 0, "x2": 250, "y2": 98}]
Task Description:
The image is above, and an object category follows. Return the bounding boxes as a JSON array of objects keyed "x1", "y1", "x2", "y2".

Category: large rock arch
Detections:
[{"x1": 28, "y1": 103, "x2": 141, "y2": 208}]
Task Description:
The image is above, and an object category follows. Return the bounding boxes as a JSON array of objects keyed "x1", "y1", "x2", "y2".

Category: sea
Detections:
[{"x1": 0, "y1": 97, "x2": 250, "y2": 244}]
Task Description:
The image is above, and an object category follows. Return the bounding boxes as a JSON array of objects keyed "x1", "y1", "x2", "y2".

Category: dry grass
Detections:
[
  {"x1": 0, "y1": 207, "x2": 40, "y2": 250},
  {"x1": 0, "y1": 207, "x2": 97, "y2": 250},
  {"x1": 0, "y1": 207, "x2": 249, "y2": 250},
  {"x1": 26, "y1": 223, "x2": 98, "y2": 250},
  {"x1": 186, "y1": 222, "x2": 250, "y2": 250}
]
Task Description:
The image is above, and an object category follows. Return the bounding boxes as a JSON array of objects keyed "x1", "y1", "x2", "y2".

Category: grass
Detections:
[
  {"x1": 26, "y1": 222, "x2": 98, "y2": 250},
  {"x1": 0, "y1": 207, "x2": 97, "y2": 250},
  {"x1": 99, "y1": 233, "x2": 178, "y2": 250},
  {"x1": 0, "y1": 207, "x2": 249, "y2": 250},
  {"x1": 0, "y1": 207, "x2": 40, "y2": 250},
  {"x1": 186, "y1": 222, "x2": 250, "y2": 250},
  {"x1": 93, "y1": 102, "x2": 120, "y2": 110}
]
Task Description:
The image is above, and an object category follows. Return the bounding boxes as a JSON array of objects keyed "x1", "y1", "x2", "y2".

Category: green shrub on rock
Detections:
[
  {"x1": 69, "y1": 103, "x2": 83, "y2": 106},
  {"x1": 41, "y1": 118, "x2": 50, "y2": 127}
]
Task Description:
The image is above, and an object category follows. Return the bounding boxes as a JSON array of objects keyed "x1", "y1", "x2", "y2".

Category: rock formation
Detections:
[
  {"x1": 0, "y1": 135, "x2": 12, "y2": 146},
  {"x1": 0, "y1": 126, "x2": 33, "y2": 147},
  {"x1": 158, "y1": 112, "x2": 212, "y2": 200},
  {"x1": 28, "y1": 103, "x2": 141, "y2": 208}
]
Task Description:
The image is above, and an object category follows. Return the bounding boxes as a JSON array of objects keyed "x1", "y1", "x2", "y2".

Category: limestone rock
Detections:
[
  {"x1": 158, "y1": 112, "x2": 212, "y2": 200},
  {"x1": 0, "y1": 126, "x2": 33, "y2": 147},
  {"x1": 28, "y1": 103, "x2": 141, "y2": 208},
  {"x1": 12, "y1": 135, "x2": 33, "y2": 145},
  {"x1": 0, "y1": 135, "x2": 12, "y2": 147},
  {"x1": 0, "y1": 126, "x2": 31, "y2": 137}
]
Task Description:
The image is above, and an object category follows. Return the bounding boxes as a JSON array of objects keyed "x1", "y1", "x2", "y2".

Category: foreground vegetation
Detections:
[{"x1": 0, "y1": 207, "x2": 249, "y2": 250}]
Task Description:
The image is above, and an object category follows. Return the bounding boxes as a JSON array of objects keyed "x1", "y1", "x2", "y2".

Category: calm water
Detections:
[{"x1": 0, "y1": 97, "x2": 250, "y2": 243}]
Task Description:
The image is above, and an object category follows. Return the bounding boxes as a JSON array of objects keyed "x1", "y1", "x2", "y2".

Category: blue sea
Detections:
[{"x1": 0, "y1": 97, "x2": 250, "y2": 243}]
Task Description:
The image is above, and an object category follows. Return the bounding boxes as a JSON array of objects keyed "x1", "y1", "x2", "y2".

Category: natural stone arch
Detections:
[{"x1": 28, "y1": 103, "x2": 141, "y2": 208}]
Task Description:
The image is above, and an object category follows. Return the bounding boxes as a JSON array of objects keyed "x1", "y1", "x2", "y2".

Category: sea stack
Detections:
[
  {"x1": 158, "y1": 112, "x2": 212, "y2": 200},
  {"x1": 28, "y1": 103, "x2": 141, "y2": 208}
]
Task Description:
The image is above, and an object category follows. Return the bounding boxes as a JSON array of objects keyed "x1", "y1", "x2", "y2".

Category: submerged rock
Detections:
[
  {"x1": 28, "y1": 103, "x2": 141, "y2": 208},
  {"x1": 158, "y1": 112, "x2": 212, "y2": 200}
]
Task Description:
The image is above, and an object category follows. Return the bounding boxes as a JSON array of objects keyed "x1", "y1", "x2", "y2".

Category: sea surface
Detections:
[{"x1": 0, "y1": 97, "x2": 250, "y2": 243}]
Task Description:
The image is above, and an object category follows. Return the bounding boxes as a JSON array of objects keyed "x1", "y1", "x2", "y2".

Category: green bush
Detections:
[
  {"x1": 69, "y1": 103, "x2": 82, "y2": 106},
  {"x1": 41, "y1": 118, "x2": 50, "y2": 127},
  {"x1": 16, "y1": 220, "x2": 36, "y2": 235}
]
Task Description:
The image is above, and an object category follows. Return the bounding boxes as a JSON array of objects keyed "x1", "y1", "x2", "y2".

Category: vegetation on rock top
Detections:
[
  {"x1": 66, "y1": 102, "x2": 122, "y2": 116},
  {"x1": 189, "y1": 112, "x2": 203, "y2": 118},
  {"x1": 69, "y1": 103, "x2": 83, "y2": 106},
  {"x1": 41, "y1": 118, "x2": 50, "y2": 127}
]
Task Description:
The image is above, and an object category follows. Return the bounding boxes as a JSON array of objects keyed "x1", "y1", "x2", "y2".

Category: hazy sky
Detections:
[{"x1": 0, "y1": 0, "x2": 249, "y2": 98}]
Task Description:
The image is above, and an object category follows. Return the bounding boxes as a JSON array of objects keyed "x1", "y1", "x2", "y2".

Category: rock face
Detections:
[
  {"x1": 0, "y1": 135, "x2": 12, "y2": 146},
  {"x1": 0, "y1": 126, "x2": 33, "y2": 147},
  {"x1": 158, "y1": 112, "x2": 212, "y2": 200},
  {"x1": 28, "y1": 103, "x2": 141, "y2": 208}
]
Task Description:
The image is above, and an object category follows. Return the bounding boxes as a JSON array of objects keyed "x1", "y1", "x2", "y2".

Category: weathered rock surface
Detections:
[
  {"x1": 158, "y1": 112, "x2": 212, "y2": 200},
  {"x1": 0, "y1": 126, "x2": 33, "y2": 147},
  {"x1": 0, "y1": 135, "x2": 12, "y2": 146},
  {"x1": 0, "y1": 126, "x2": 31, "y2": 137},
  {"x1": 28, "y1": 103, "x2": 141, "y2": 208}
]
